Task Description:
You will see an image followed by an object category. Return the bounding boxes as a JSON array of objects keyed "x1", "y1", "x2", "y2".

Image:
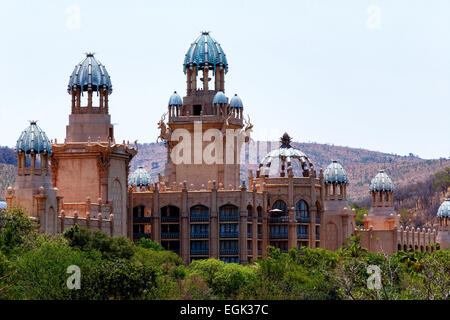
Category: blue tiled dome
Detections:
[
  {"x1": 370, "y1": 170, "x2": 394, "y2": 192},
  {"x1": 324, "y1": 160, "x2": 349, "y2": 184},
  {"x1": 183, "y1": 32, "x2": 228, "y2": 75},
  {"x1": 229, "y1": 94, "x2": 243, "y2": 108},
  {"x1": 168, "y1": 91, "x2": 183, "y2": 107},
  {"x1": 437, "y1": 199, "x2": 450, "y2": 218},
  {"x1": 68, "y1": 53, "x2": 112, "y2": 95},
  {"x1": 129, "y1": 166, "x2": 151, "y2": 187},
  {"x1": 212, "y1": 91, "x2": 228, "y2": 105},
  {"x1": 16, "y1": 121, "x2": 52, "y2": 155}
]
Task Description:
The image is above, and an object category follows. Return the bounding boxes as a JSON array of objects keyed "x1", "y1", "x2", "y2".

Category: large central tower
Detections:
[{"x1": 160, "y1": 32, "x2": 250, "y2": 188}]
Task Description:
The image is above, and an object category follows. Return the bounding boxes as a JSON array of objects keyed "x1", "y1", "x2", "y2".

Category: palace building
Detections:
[{"x1": 4, "y1": 32, "x2": 445, "y2": 263}]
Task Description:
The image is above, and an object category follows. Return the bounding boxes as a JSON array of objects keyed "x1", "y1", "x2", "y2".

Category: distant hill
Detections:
[
  {"x1": 1, "y1": 142, "x2": 449, "y2": 203},
  {"x1": 130, "y1": 141, "x2": 450, "y2": 203}
]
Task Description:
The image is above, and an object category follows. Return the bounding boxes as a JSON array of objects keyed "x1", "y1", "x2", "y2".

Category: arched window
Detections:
[
  {"x1": 295, "y1": 200, "x2": 309, "y2": 222},
  {"x1": 219, "y1": 205, "x2": 239, "y2": 221},
  {"x1": 271, "y1": 200, "x2": 287, "y2": 214},
  {"x1": 160, "y1": 205, "x2": 180, "y2": 222},
  {"x1": 190, "y1": 205, "x2": 209, "y2": 222}
]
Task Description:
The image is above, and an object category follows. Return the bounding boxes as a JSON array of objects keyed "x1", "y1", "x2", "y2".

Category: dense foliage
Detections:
[{"x1": 0, "y1": 207, "x2": 448, "y2": 300}]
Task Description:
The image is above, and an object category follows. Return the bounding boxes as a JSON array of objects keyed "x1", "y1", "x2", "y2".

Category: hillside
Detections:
[{"x1": 1, "y1": 142, "x2": 449, "y2": 203}]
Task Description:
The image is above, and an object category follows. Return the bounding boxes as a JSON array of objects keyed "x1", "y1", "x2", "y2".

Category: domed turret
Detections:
[
  {"x1": 212, "y1": 91, "x2": 228, "y2": 106},
  {"x1": 184, "y1": 32, "x2": 228, "y2": 93},
  {"x1": 370, "y1": 170, "x2": 394, "y2": 192},
  {"x1": 324, "y1": 160, "x2": 348, "y2": 185},
  {"x1": 129, "y1": 166, "x2": 151, "y2": 187},
  {"x1": 229, "y1": 94, "x2": 243, "y2": 108},
  {"x1": 68, "y1": 53, "x2": 112, "y2": 95},
  {"x1": 168, "y1": 91, "x2": 183, "y2": 107},
  {"x1": 16, "y1": 121, "x2": 52, "y2": 156},
  {"x1": 184, "y1": 32, "x2": 228, "y2": 75},
  {"x1": 437, "y1": 199, "x2": 450, "y2": 218}
]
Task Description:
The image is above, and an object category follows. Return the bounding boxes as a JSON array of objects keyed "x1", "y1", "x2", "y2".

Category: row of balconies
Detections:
[
  {"x1": 144, "y1": 232, "x2": 317, "y2": 240},
  {"x1": 147, "y1": 215, "x2": 320, "y2": 224}
]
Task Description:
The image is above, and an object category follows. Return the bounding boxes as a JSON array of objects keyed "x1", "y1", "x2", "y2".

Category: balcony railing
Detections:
[
  {"x1": 258, "y1": 249, "x2": 262, "y2": 255},
  {"x1": 247, "y1": 232, "x2": 252, "y2": 238},
  {"x1": 190, "y1": 248, "x2": 209, "y2": 255},
  {"x1": 220, "y1": 248, "x2": 239, "y2": 255},
  {"x1": 316, "y1": 217, "x2": 321, "y2": 224},
  {"x1": 161, "y1": 216, "x2": 180, "y2": 222},
  {"x1": 247, "y1": 248, "x2": 252, "y2": 255},
  {"x1": 190, "y1": 232, "x2": 209, "y2": 239},
  {"x1": 297, "y1": 233, "x2": 309, "y2": 239},
  {"x1": 133, "y1": 217, "x2": 151, "y2": 223},
  {"x1": 133, "y1": 232, "x2": 151, "y2": 239},
  {"x1": 258, "y1": 216, "x2": 262, "y2": 222},
  {"x1": 270, "y1": 232, "x2": 288, "y2": 239},
  {"x1": 161, "y1": 232, "x2": 180, "y2": 239},
  {"x1": 316, "y1": 234, "x2": 320, "y2": 240},
  {"x1": 220, "y1": 215, "x2": 239, "y2": 221},
  {"x1": 296, "y1": 216, "x2": 310, "y2": 223},
  {"x1": 220, "y1": 231, "x2": 238, "y2": 238},
  {"x1": 269, "y1": 216, "x2": 289, "y2": 223},
  {"x1": 190, "y1": 215, "x2": 209, "y2": 222},
  {"x1": 247, "y1": 216, "x2": 253, "y2": 222},
  {"x1": 170, "y1": 248, "x2": 180, "y2": 255},
  {"x1": 258, "y1": 233, "x2": 262, "y2": 239}
]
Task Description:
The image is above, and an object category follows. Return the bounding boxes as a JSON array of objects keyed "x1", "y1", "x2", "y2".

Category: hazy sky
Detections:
[{"x1": 0, "y1": 0, "x2": 449, "y2": 159}]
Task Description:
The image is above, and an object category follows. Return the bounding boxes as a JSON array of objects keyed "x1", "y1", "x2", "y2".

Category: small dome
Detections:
[
  {"x1": 212, "y1": 91, "x2": 228, "y2": 105},
  {"x1": 16, "y1": 121, "x2": 52, "y2": 155},
  {"x1": 324, "y1": 160, "x2": 348, "y2": 184},
  {"x1": 437, "y1": 199, "x2": 450, "y2": 218},
  {"x1": 68, "y1": 53, "x2": 112, "y2": 95},
  {"x1": 168, "y1": 91, "x2": 183, "y2": 107},
  {"x1": 259, "y1": 133, "x2": 314, "y2": 175},
  {"x1": 370, "y1": 170, "x2": 394, "y2": 192},
  {"x1": 129, "y1": 166, "x2": 151, "y2": 187},
  {"x1": 183, "y1": 31, "x2": 228, "y2": 75},
  {"x1": 229, "y1": 94, "x2": 243, "y2": 108}
]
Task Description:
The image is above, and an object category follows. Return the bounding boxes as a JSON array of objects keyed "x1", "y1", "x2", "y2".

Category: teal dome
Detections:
[
  {"x1": 437, "y1": 199, "x2": 450, "y2": 218},
  {"x1": 16, "y1": 121, "x2": 52, "y2": 155},
  {"x1": 229, "y1": 94, "x2": 243, "y2": 108},
  {"x1": 370, "y1": 170, "x2": 394, "y2": 192},
  {"x1": 183, "y1": 32, "x2": 228, "y2": 75},
  {"x1": 129, "y1": 166, "x2": 151, "y2": 187},
  {"x1": 168, "y1": 91, "x2": 183, "y2": 107},
  {"x1": 68, "y1": 53, "x2": 112, "y2": 95},
  {"x1": 212, "y1": 91, "x2": 228, "y2": 105},
  {"x1": 324, "y1": 160, "x2": 348, "y2": 184}
]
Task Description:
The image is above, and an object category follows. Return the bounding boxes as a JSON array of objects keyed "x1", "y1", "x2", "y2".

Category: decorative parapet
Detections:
[{"x1": 59, "y1": 209, "x2": 114, "y2": 236}]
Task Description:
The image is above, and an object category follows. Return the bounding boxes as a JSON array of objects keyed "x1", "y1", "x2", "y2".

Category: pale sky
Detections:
[{"x1": 0, "y1": 0, "x2": 449, "y2": 159}]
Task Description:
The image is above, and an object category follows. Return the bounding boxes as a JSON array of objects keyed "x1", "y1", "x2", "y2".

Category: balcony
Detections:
[
  {"x1": 220, "y1": 248, "x2": 238, "y2": 255},
  {"x1": 247, "y1": 216, "x2": 253, "y2": 222},
  {"x1": 191, "y1": 248, "x2": 209, "y2": 255},
  {"x1": 133, "y1": 217, "x2": 151, "y2": 223},
  {"x1": 220, "y1": 231, "x2": 238, "y2": 238},
  {"x1": 161, "y1": 216, "x2": 179, "y2": 222},
  {"x1": 297, "y1": 233, "x2": 309, "y2": 239},
  {"x1": 316, "y1": 234, "x2": 320, "y2": 240},
  {"x1": 258, "y1": 233, "x2": 262, "y2": 239},
  {"x1": 190, "y1": 215, "x2": 209, "y2": 222},
  {"x1": 296, "y1": 216, "x2": 310, "y2": 223},
  {"x1": 247, "y1": 248, "x2": 252, "y2": 255},
  {"x1": 270, "y1": 232, "x2": 288, "y2": 239},
  {"x1": 190, "y1": 232, "x2": 209, "y2": 239},
  {"x1": 269, "y1": 216, "x2": 289, "y2": 223},
  {"x1": 258, "y1": 249, "x2": 262, "y2": 255},
  {"x1": 133, "y1": 232, "x2": 151, "y2": 239},
  {"x1": 258, "y1": 216, "x2": 262, "y2": 222},
  {"x1": 247, "y1": 232, "x2": 252, "y2": 238},
  {"x1": 316, "y1": 217, "x2": 321, "y2": 224},
  {"x1": 220, "y1": 215, "x2": 239, "y2": 222},
  {"x1": 161, "y1": 232, "x2": 180, "y2": 239},
  {"x1": 170, "y1": 248, "x2": 180, "y2": 255}
]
